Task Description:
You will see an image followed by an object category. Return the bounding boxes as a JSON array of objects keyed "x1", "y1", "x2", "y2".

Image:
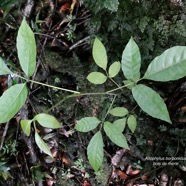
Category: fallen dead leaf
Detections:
[
  {"x1": 61, "y1": 153, "x2": 71, "y2": 166},
  {"x1": 59, "y1": 2, "x2": 71, "y2": 13},
  {"x1": 116, "y1": 169, "x2": 128, "y2": 180}
]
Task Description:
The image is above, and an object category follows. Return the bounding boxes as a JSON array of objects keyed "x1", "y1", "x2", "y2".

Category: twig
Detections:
[
  {"x1": 69, "y1": 36, "x2": 90, "y2": 51},
  {"x1": 0, "y1": 121, "x2": 10, "y2": 150},
  {"x1": 20, "y1": 104, "x2": 38, "y2": 165},
  {"x1": 22, "y1": 0, "x2": 35, "y2": 19}
]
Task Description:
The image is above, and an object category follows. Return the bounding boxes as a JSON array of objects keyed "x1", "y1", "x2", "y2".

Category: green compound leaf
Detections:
[
  {"x1": 122, "y1": 37, "x2": 141, "y2": 81},
  {"x1": 143, "y1": 46, "x2": 186, "y2": 81},
  {"x1": 113, "y1": 118, "x2": 126, "y2": 132},
  {"x1": 127, "y1": 115, "x2": 137, "y2": 133},
  {"x1": 132, "y1": 84, "x2": 171, "y2": 123},
  {"x1": 0, "y1": 83, "x2": 28, "y2": 123},
  {"x1": 34, "y1": 113, "x2": 61, "y2": 129},
  {"x1": 21, "y1": 120, "x2": 32, "y2": 136},
  {"x1": 109, "y1": 107, "x2": 128, "y2": 117},
  {"x1": 108, "y1": 61, "x2": 121, "y2": 78},
  {"x1": 87, "y1": 131, "x2": 104, "y2": 171},
  {"x1": 17, "y1": 18, "x2": 36, "y2": 78},
  {"x1": 35, "y1": 132, "x2": 52, "y2": 157},
  {"x1": 87, "y1": 72, "x2": 107, "y2": 84},
  {"x1": 75, "y1": 117, "x2": 101, "y2": 132},
  {"x1": 93, "y1": 38, "x2": 107, "y2": 70},
  {"x1": 0, "y1": 58, "x2": 12, "y2": 75},
  {"x1": 104, "y1": 122, "x2": 129, "y2": 149}
]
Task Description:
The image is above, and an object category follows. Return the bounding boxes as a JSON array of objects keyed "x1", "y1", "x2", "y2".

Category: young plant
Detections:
[
  {"x1": 75, "y1": 37, "x2": 186, "y2": 171},
  {"x1": 0, "y1": 19, "x2": 186, "y2": 171}
]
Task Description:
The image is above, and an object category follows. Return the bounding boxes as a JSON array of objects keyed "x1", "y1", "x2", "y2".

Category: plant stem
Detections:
[
  {"x1": 15, "y1": 74, "x2": 81, "y2": 94},
  {"x1": 102, "y1": 95, "x2": 117, "y2": 123},
  {"x1": 106, "y1": 83, "x2": 129, "y2": 93},
  {"x1": 46, "y1": 92, "x2": 116, "y2": 113},
  {"x1": 105, "y1": 70, "x2": 121, "y2": 89},
  {"x1": 99, "y1": 95, "x2": 117, "y2": 131}
]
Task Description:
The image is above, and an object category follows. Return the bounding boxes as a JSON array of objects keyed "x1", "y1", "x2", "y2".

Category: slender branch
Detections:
[
  {"x1": 104, "y1": 70, "x2": 119, "y2": 87},
  {"x1": 0, "y1": 121, "x2": 10, "y2": 150},
  {"x1": 106, "y1": 81, "x2": 136, "y2": 93},
  {"x1": 46, "y1": 92, "x2": 116, "y2": 113},
  {"x1": 14, "y1": 73, "x2": 136, "y2": 113},
  {"x1": 15, "y1": 74, "x2": 81, "y2": 94},
  {"x1": 109, "y1": 76, "x2": 121, "y2": 89},
  {"x1": 69, "y1": 36, "x2": 90, "y2": 51},
  {"x1": 29, "y1": 79, "x2": 80, "y2": 94},
  {"x1": 98, "y1": 95, "x2": 117, "y2": 131},
  {"x1": 102, "y1": 95, "x2": 117, "y2": 123}
]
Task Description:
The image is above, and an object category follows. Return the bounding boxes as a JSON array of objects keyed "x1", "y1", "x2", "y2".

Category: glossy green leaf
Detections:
[
  {"x1": 0, "y1": 83, "x2": 28, "y2": 123},
  {"x1": 109, "y1": 107, "x2": 128, "y2": 117},
  {"x1": 132, "y1": 84, "x2": 171, "y2": 123},
  {"x1": 104, "y1": 122, "x2": 129, "y2": 149},
  {"x1": 143, "y1": 46, "x2": 186, "y2": 81},
  {"x1": 21, "y1": 120, "x2": 32, "y2": 136},
  {"x1": 17, "y1": 18, "x2": 36, "y2": 78},
  {"x1": 92, "y1": 38, "x2": 107, "y2": 70},
  {"x1": 75, "y1": 117, "x2": 100, "y2": 132},
  {"x1": 35, "y1": 132, "x2": 52, "y2": 157},
  {"x1": 0, "y1": 58, "x2": 12, "y2": 75},
  {"x1": 87, "y1": 131, "x2": 104, "y2": 171},
  {"x1": 127, "y1": 115, "x2": 137, "y2": 133},
  {"x1": 122, "y1": 37, "x2": 141, "y2": 81},
  {"x1": 108, "y1": 61, "x2": 121, "y2": 78},
  {"x1": 87, "y1": 72, "x2": 107, "y2": 84},
  {"x1": 34, "y1": 113, "x2": 61, "y2": 129},
  {"x1": 113, "y1": 118, "x2": 126, "y2": 132}
]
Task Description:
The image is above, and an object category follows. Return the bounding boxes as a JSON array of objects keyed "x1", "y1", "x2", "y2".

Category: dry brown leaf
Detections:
[
  {"x1": 59, "y1": 2, "x2": 71, "y2": 13},
  {"x1": 61, "y1": 153, "x2": 71, "y2": 166},
  {"x1": 116, "y1": 169, "x2": 128, "y2": 180}
]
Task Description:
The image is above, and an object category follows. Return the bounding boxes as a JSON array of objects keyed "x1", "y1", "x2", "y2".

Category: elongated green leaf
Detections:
[
  {"x1": 0, "y1": 83, "x2": 28, "y2": 123},
  {"x1": 132, "y1": 84, "x2": 171, "y2": 123},
  {"x1": 122, "y1": 37, "x2": 141, "y2": 81},
  {"x1": 108, "y1": 61, "x2": 121, "y2": 78},
  {"x1": 93, "y1": 38, "x2": 107, "y2": 70},
  {"x1": 109, "y1": 107, "x2": 128, "y2": 117},
  {"x1": 143, "y1": 46, "x2": 186, "y2": 81},
  {"x1": 127, "y1": 115, "x2": 137, "y2": 133},
  {"x1": 21, "y1": 120, "x2": 32, "y2": 136},
  {"x1": 87, "y1": 131, "x2": 104, "y2": 171},
  {"x1": 0, "y1": 58, "x2": 12, "y2": 75},
  {"x1": 113, "y1": 118, "x2": 126, "y2": 132},
  {"x1": 104, "y1": 122, "x2": 129, "y2": 149},
  {"x1": 87, "y1": 72, "x2": 107, "y2": 84},
  {"x1": 34, "y1": 113, "x2": 61, "y2": 129},
  {"x1": 75, "y1": 117, "x2": 100, "y2": 132},
  {"x1": 35, "y1": 132, "x2": 52, "y2": 157},
  {"x1": 17, "y1": 18, "x2": 36, "y2": 78}
]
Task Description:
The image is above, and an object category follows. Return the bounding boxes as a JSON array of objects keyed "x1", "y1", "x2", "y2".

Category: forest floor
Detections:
[{"x1": 0, "y1": 1, "x2": 186, "y2": 186}]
